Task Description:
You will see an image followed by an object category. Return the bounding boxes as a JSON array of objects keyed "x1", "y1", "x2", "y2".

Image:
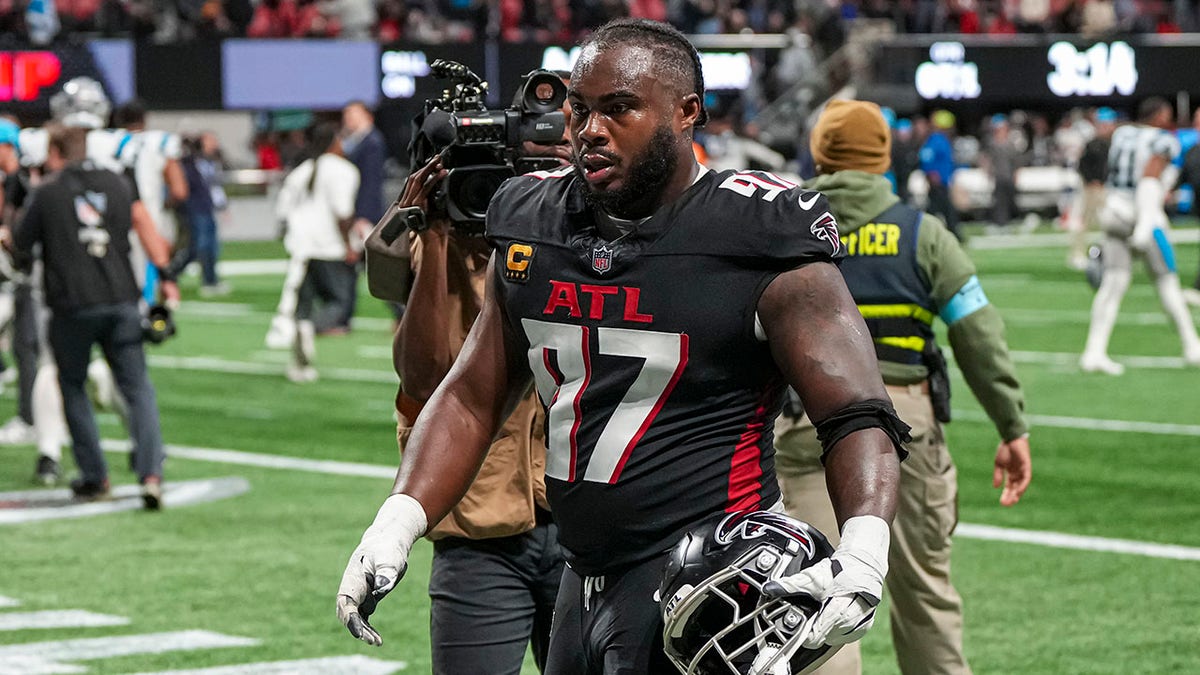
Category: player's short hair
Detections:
[
  {"x1": 1138, "y1": 97, "x2": 1171, "y2": 123},
  {"x1": 112, "y1": 99, "x2": 147, "y2": 128},
  {"x1": 579, "y1": 18, "x2": 708, "y2": 126},
  {"x1": 48, "y1": 125, "x2": 87, "y2": 162}
]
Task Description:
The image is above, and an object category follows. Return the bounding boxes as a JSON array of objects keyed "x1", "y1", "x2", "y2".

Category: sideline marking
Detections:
[
  {"x1": 100, "y1": 440, "x2": 396, "y2": 480},
  {"x1": 955, "y1": 523, "x2": 1200, "y2": 561},
  {"x1": 0, "y1": 630, "x2": 259, "y2": 675},
  {"x1": 89, "y1": 440, "x2": 1200, "y2": 563},
  {"x1": 966, "y1": 228, "x2": 1200, "y2": 250},
  {"x1": 0, "y1": 477, "x2": 251, "y2": 525},
  {"x1": 953, "y1": 408, "x2": 1200, "y2": 437},
  {"x1": 129, "y1": 656, "x2": 408, "y2": 675},
  {"x1": 949, "y1": 349, "x2": 1197, "y2": 372},
  {"x1": 147, "y1": 355, "x2": 397, "y2": 385},
  {"x1": 0, "y1": 596, "x2": 20, "y2": 608},
  {"x1": 1009, "y1": 349, "x2": 1192, "y2": 370},
  {"x1": 0, "y1": 610, "x2": 129, "y2": 632}
]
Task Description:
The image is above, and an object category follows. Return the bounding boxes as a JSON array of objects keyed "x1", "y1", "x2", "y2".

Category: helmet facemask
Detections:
[{"x1": 661, "y1": 512, "x2": 839, "y2": 675}]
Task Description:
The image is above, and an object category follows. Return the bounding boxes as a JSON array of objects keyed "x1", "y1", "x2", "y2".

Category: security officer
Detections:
[
  {"x1": 774, "y1": 100, "x2": 1032, "y2": 675},
  {"x1": 11, "y1": 126, "x2": 179, "y2": 509}
]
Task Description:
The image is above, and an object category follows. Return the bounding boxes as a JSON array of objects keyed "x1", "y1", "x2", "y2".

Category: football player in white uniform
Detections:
[{"x1": 1081, "y1": 97, "x2": 1200, "y2": 375}]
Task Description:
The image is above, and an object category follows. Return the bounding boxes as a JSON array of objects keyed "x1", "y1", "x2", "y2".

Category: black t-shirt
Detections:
[
  {"x1": 486, "y1": 166, "x2": 841, "y2": 575},
  {"x1": 1079, "y1": 138, "x2": 1110, "y2": 184},
  {"x1": 13, "y1": 163, "x2": 140, "y2": 312}
]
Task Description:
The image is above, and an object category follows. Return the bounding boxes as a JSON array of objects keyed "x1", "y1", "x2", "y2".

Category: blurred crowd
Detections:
[
  {"x1": 4, "y1": 0, "x2": 1198, "y2": 44},
  {"x1": 843, "y1": 0, "x2": 1198, "y2": 35}
]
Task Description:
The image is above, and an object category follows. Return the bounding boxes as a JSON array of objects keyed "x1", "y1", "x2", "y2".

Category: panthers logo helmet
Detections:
[{"x1": 659, "y1": 510, "x2": 838, "y2": 675}]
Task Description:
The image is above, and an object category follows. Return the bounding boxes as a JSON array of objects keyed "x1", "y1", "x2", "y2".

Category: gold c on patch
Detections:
[{"x1": 505, "y1": 243, "x2": 535, "y2": 283}]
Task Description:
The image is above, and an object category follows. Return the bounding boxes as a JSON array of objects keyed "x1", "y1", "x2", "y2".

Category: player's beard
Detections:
[{"x1": 578, "y1": 124, "x2": 678, "y2": 219}]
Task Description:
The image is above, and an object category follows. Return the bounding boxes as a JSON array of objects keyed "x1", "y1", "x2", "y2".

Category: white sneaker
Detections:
[
  {"x1": 1067, "y1": 255, "x2": 1089, "y2": 271},
  {"x1": 1183, "y1": 288, "x2": 1200, "y2": 308},
  {"x1": 286, "y1": 364, "x2": 318, "y2": 383},
  {"x1": 1080, "y1": 353, "x2": 1125, "y2": 376},
  {"x1": 0, "y1": 417, "x2": 36, "y2": 444},
  {"x1": 265, "y1": 315, "x2": 295, "y2": 350},
  {"x1": 1185, "y1": 345, "x2": 1200, "y2": 367}
]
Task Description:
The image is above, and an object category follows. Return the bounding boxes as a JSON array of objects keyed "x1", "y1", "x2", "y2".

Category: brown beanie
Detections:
[{"x1": 810, "y1": 99, "x2": 892, "y2": 175}]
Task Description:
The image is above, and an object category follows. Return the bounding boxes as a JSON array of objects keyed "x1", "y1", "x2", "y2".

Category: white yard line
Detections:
[
  {"x1": 0, "y1": 631, "x2": 260, "y2": 675},
  {"x1": 90, "y1": 439, "x2": 1200, "y2": 562},
  {"x1": 947, "y1": 349, "x2": 1195, "y2": 371},
  {"x1": 174, "y1": 304, "x2": 396, "y2": 332},
  {"x1": 127, "y1": 656, "x2": 408, "y2": 675},
  {"x1": 0, "y1": 478, "x2": 252, "y2": 525},
  {"x1": 0, "y1": 611, "x2": 129, "y2": 632},
  {"x1": 98, "y1": 440, "x2": 396, "y2": 480},
  {"x1": 953, "y1": 408, "x2": 1200, "y2": 436},
  {"x1": 0, "y1": 597, "x2": 20, "y2": 608},
  {"x1": 216, "y1": 260, "x2": 290, "y2": 276},
  {"x1": 146, "y1": 354, "x2": 397, "y2": 385},
  {"x1": 955, "y1": 523, "x2": 1200, "y2": 561},
  {"x1": 966, "y1": 228, "x2": 1200, "y2": 250}
]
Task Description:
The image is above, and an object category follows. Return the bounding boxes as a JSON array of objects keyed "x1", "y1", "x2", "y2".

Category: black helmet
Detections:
[{"x1": 659, "y1": 510, "x2": 837, "y2": 675}]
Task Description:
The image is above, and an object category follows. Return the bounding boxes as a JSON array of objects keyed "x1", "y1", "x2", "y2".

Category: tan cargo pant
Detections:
[{"x1": 774, "y1": 383, "x2": 970, "y2": 675}]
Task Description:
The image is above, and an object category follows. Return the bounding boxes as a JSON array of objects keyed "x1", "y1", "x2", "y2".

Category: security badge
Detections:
[{"x1": 505, "y1": 243, "x2": 535, "y2": 283}]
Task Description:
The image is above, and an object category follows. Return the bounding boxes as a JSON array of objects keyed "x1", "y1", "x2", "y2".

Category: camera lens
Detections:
[{"x1": 454, "y1": 170, "x2": 509, "y2": 221}]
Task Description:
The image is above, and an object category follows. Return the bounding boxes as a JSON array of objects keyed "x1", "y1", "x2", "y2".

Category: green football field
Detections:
[{"x1": 1, "y1": 230, "x2": 1199, "y2": 674}]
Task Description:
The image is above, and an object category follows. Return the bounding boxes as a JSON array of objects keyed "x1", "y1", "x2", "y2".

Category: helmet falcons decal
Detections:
[
  {"x1": 714, "y1": 511, "x2": 817, "y2": 560},
  {"x1": 810, "y1": 211, "x2": 840, "y2": 256},
  {"x1": 659, "y1": 510, "x2": 838, "y2": 675}
]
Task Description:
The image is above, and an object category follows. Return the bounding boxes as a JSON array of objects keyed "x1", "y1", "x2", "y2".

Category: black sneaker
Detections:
[
  {"x1": 69, "y1": 477, "x2": 111, "y2": 501},
  {"x1": 34, "y1": 455, "x2": 60, "y2": 486}
]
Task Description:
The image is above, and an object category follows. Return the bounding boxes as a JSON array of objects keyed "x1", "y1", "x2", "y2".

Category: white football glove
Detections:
[
  {"x1": 762, "y1": 515, "x2": 889, "y2": 649},
  {"x1": 1131, "y1": 176, "x2": 1166, "y2": 252},
  {"x1": 336, "y1": 494, "x2": 427, "y2": 646}
]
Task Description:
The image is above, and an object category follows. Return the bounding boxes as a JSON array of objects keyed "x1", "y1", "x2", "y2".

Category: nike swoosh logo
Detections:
[{"x1": 797, "y1": 192, "x2": 820, "y2": 210}]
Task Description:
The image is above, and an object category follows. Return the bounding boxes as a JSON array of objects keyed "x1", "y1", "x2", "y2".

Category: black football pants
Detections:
[
  {"x1": 429, "y1": 521, "x2": 564, "y2": 675},
  {"x1": 544, "y1": 551, "x2": 675, "y2": 674}
]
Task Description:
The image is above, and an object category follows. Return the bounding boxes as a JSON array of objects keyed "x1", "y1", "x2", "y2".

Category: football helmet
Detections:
[
  {"x1": 659, "y1": 510, "x2": 838, "y2": 675},
  {"x1": 49, "y1": 77, "x2": 111, "y2": 130}
]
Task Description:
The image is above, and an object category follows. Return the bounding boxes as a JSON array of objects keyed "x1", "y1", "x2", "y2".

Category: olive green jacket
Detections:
[{"x1": 806, "y1": 170, "x2": 1028, "y2": 441}]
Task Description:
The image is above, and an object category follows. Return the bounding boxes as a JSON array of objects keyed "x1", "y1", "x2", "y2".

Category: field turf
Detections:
[{"x1": 1, "y1": 230, "x2": 1198, "y2": 674}]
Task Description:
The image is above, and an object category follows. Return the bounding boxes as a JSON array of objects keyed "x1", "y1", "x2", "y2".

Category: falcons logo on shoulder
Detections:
[{"x1": 810, "y1": 211, "x2": 841, "y2": 255}]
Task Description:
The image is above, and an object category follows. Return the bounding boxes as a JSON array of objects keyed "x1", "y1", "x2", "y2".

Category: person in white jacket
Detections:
[{"x1": 272, "y1": 123, "x2": 360, "y2": 382}]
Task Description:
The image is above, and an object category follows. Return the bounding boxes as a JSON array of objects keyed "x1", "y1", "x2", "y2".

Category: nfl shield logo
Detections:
[{"x1": 591, "y1": 245, "x2": 613, "y2": 274}]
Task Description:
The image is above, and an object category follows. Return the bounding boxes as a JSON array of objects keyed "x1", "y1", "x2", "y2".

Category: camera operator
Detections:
[
  {"x1": 387, "y1": 100, "x2": 570, "y2": 673},
  {"x1": 10, "y1": 126, "x2": 179, "y2": 509}
]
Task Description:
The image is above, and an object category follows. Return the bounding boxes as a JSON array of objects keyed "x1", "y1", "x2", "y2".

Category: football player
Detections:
[
  {"x1": 5, "y1": 77, "x2": 180, "y2": 485},
  {"x1": 337, "y1": 19, "x2": 907, "y2": 673},
  {"x1": 1081, "y1": 97, "x2": 1200, "y2": 375}
]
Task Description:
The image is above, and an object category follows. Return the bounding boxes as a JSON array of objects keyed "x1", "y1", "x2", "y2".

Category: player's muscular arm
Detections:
[
  {"x1": 757, "y1": 262, "x2": 900, "y2": 525},
  {"x1": 393, "y1": 230, "x2": 453, "y2": 401},
  {"x1": 391, "y1": 255, "x2": 532, "y2": 523},
  {"x1": 1143, "y1": 154, "x2": 1168, "y2": 180},
  {"x1": 164, "y1": 158, "x2": 188, "y2": 205}
]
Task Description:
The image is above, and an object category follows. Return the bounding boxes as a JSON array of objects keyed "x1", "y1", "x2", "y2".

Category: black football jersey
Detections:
[{"x1": 486, "y1": 166, "x2": 842, "y2": 575}]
